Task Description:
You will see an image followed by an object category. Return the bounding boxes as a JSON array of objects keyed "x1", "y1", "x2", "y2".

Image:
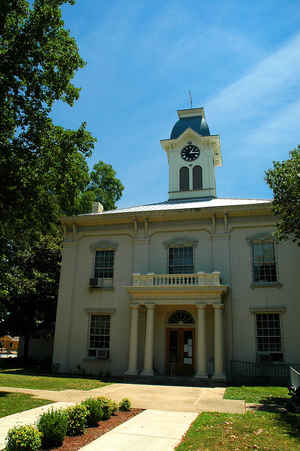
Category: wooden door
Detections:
[{"x1": 166, "y1": 328, "x2": 194, "y2": 376}]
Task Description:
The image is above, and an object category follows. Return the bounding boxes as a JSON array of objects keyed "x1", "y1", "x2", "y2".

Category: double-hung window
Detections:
[
  {"x1": 88, "y1": 314, "x2": 110, "y2": 359},
  {"x1": 256, "y1": 313, "x2": 282, "y2": 360},
  {"x1": 94, "y1": 250, "x2": 114, "y2": 279},
  {"x1": 252, "y1": 241, "x2": 277, "y2": 283},
  {"x1": 169, "y1": 247, "x2": 193, "y2": 274}
]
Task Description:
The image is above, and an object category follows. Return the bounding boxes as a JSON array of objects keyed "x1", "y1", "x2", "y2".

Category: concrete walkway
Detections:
[
  {"x1": 0, "y1": 384, "x2": 246, "y2": 450},
  {"x1": 0, "y1": 404, "x2": 197, "y2": 451},
  {"x1": 0, "y1": 384, "x2": 245, "y2": 413},
  {"x1": 80, "y1": 409, "x2": 198, "y2": 451}
]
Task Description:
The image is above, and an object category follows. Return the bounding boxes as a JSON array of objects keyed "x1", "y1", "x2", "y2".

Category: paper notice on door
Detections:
[
  {"x1": 188, "y1": 348, "x2": 192, "y2": 357},
  {"x1": 184, "y1": 344, "x2": 188, "y2": 352},
  {"x1": 184, "y1": 358, "x2": 192, "y2": 364},
  {"x1": 188, "y1": 339, "x2": 192, "y2": 346}
]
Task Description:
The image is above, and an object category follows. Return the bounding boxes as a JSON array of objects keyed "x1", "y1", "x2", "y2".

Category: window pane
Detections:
[
  {"x1": 253, "y1": 242, "x2": 277, "y2": 282},
  {"x1": 256, "y1": 313, "x2": 281, "y2": 353},
  {"x1": 169, "y1": 247, "x2": 194, "y2": 274},
  {"x1": 89, "y1": 315, "x2": 110, "y2": 351},
  {"x1": 193, "y1": 166, "x2": 203, "y2": 190},
  {"x1": 95, "y1": 250, "x2": 114, "y2": 278},
  {"x1": 180, "y1": 167, "x2": 189, "y2": 191}
]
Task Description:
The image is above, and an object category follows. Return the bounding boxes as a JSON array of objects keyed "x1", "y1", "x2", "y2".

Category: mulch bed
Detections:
[{"x1": 45, "y1": 409, "x2": 143, "y2": 451}]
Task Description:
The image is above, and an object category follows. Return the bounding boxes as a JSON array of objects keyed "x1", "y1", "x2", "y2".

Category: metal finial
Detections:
[{"x1": 188, "y1": 90, "x2": 193, "y2": 108}]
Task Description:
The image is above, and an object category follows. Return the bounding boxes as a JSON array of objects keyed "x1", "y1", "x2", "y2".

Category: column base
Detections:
[
  {"x1": 211, "y1": 373, "x2": 226, "y2": 382},
  {"x1": 140, "y1": 369, "x2": 154, "y2": 376},
  {"x1": 194, "y1": 373, "x2": 208, "y2": 379},
  {"x1": 124, "y1": 369, "x2": 138, "y2": 376}
]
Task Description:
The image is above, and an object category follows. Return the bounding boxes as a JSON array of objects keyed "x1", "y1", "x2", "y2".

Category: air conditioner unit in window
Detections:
[
  {"x1": 96, "y1": 350, "x2": 109, "y2": 360},
  {"x1": 89, "y1": 278, "x2": 113, "y2": 288},
  {"x1": 89, "y1": 278, "x2": 99, "y2": 287}
]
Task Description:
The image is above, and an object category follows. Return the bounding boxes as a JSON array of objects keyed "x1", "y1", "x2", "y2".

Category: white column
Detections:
[
  {"x1": 125, "y1": 304, "x2": 139, "y2": 375},
  {"x1": 212, "y1": 304, "x2": 225, "y2": 381},
  {"x1": 141, "y1": 303, "x2": 156, "y2": 376},
  {"x1": 195, "y1": 304, "x2": 208, "y2": 378}
]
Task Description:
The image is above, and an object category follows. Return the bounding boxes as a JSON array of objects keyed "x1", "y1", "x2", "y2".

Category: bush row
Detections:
[{"x1": 6, "y1": 397, "x2": 131, "y2": 451}]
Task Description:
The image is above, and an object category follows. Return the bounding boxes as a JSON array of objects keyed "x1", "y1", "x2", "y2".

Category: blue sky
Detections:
[{"x1": 52, "y1": 0, "x2": 300, "y2": 208}]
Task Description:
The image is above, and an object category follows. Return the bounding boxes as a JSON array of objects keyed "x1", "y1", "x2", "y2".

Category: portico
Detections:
[{"x1": 125, "y1": 272, "x2": 228, "y2": 381}]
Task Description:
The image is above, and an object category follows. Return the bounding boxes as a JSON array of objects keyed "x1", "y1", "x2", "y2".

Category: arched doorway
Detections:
[{"x1": 166, "y1": 310, "x2": 195, "y2": 376}]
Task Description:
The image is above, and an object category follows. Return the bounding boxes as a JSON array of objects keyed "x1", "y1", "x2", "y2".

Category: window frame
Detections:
[
  {"x1": 94, "y1": 249, "x2": 114, "y2": 279},
  {"x1": 87, "y1": 313, "x2": 111, "y2": 360},
  {"x1": 89, "y1": 240, "x2": 118, "y2": 288},
  {"x1": 246, "y1": 233, "x2": 281, "y2": 288},
  {"x1": 193, "y1": 165, "x2": 203, "y2": 190},
  {"x1": 179, "y1": 166, "x2": 189, "y2": 191},
  {"x1": 168, "y1": 246, "x2": 194, "y2": 274},
  {"x1": 254, "y1": 312, "x2": 284, "y2": 362}
]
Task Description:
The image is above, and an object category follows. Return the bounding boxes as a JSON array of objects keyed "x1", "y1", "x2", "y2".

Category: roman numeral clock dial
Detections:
[{"x1": 181, "y1": 144, "x2": 200, "y2": 162}]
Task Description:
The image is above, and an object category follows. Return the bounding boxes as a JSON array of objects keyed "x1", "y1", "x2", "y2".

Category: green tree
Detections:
[
  {"x1": 265, "y1": 148, "x2": 300, "y2": 245},
  {"x1": 0, "y1": 0, "x2": 95, "y2": 240},
  {"x1": 0, "y1": 1, "x2": 124, "y2": 360},
  {"x1": 74, "y1": 161, "x2": 124, "y2": 214},
  {"x1": 1, "y1": 234, "x2": 61, "y2": 360}
]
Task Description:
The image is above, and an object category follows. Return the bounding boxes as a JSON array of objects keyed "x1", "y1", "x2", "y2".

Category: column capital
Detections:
[
  {"x1": 129, "y1": 303, "x2": 140, "y2": 310},
  {"x1": 195, "y1": 303, "x2": 207, "y2": 310},
  {"x1": 144, "y1": 303, "x2": 156, "y2": 310},
  {"x1": 212, "y1": 303, "x2": 224, "y2": 310}
]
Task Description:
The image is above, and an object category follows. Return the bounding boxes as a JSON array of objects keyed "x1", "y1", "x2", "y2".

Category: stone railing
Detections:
[{"x1": 132, "y1": 272, "x2": 221, "y2": 287}]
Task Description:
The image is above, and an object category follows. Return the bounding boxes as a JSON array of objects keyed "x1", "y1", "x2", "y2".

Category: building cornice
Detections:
[{"x1": 60, "y1": 201, "x2": 273, "y2": 228}]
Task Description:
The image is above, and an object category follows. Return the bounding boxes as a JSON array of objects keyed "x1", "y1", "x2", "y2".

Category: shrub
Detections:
[
  {"x1": 66, "y1": 404, "x2": 87, "y2": 436},
  {"x1": 6, "y1": 425, "x2": 42, "y2": 451},
  {"x1": 110, "y1": 400, "x2": 118, "y2": 415},
  {"x1": 37, "y1": 408, "x2": 68, "y2": 448},
  {"x1": 81, "y1": 398, "x2": 103, "y2": 427},
  {"x1": 97, "y1": 397, "x2": 114, "y2": 420},
  {"x1": 119, "y1": 398, "x2": 131, "y2": 411}
]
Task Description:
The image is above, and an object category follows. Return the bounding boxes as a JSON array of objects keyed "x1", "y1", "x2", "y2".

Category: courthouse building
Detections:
[{"x1": 52, "y1": 107, "x2": 300, "y2": 381}]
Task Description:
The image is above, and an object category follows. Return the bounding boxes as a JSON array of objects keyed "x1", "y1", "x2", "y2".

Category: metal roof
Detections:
[
  {"x1": 81, "y1": 197, "x2": 272, "y2": 217},
  {"x1": 170, "y1": 115, "x2": 210, "y2": 139}
]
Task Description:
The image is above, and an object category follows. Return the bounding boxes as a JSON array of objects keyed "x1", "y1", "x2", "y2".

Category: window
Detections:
[
  {"x1": 88, "y1": 314, "x2": 110, "y2": 358},
  {"x1": 252, "y1": 241, "x2": 277, "y2": 282},
  {"x1": 169, "y1": 247, "x2": 193, "y2": 274},
  {"x1": 193, "y1": 166, "x2": 202, "y2": 190},
  {"x1": 168, "y1": 310, "x2": 195, "y2": 324},
  {"x1": 94, "y1": 250, "x2": 114, "y2": 279},
  {"x1": 256, "y1": 313, "x2": 281, "y2": 354},
  {"x1": 179, "y1": 167, "x2": 189, "y2": 191}
]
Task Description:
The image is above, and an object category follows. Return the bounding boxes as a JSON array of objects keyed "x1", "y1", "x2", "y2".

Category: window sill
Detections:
[
  {"x1": 89, "y1": 286, "x2": 114, "y2": 290},
  {"x1": 83, "y1": 357, "x2": 112, "y2": 362},
  {"x1": 251, "y1": 282, "x2": 282, "y2": 289}
]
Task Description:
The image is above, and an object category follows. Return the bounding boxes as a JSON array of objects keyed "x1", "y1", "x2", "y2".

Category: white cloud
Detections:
[{"x1": 206, "y1": 32, "x2": 300, "y2": 124}]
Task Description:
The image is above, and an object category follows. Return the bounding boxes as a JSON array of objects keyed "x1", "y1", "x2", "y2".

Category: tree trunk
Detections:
[{"x1": 23, "y1": 335, "x2": 30, "y2": 364}]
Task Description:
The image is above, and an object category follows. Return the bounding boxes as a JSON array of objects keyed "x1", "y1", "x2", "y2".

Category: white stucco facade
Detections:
[{"x1": 52, "y1": 108, "x2": 300, "y2": 381}]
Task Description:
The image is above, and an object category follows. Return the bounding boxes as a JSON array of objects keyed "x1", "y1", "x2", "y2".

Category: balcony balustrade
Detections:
[{"x1": 132, "y1": 272, "x2": 221, "y2": 287}]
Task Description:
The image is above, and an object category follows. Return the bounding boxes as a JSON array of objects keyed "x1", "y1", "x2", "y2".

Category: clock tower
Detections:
[{"x1": 160, "y1": 107, "x2": 222, "y2": 201}]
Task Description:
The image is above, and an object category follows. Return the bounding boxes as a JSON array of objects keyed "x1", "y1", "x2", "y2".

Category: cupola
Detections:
[{"x1": 160, "y1": 107, "x2": 222, "y2": 201}]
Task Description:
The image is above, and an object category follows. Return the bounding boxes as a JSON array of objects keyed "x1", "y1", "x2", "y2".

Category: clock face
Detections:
[{"x1": 181, "y1": 144, "x2": 200, "y2": 162}]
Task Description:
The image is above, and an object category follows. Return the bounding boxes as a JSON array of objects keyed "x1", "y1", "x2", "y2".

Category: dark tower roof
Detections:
[{"x1": 170, "y1": 110, "x2": 210, "y2": 139}]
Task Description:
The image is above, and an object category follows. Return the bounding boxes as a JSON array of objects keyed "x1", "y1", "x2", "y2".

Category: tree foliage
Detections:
[
  {"x1": 0, "y1": 0, "x2": 95, "y2": 238},
  {"x1": 265, "y1": 148, "x2": 300, "y2": 245},
  {"x1": 73, "y1": 161, "x2": 124, "y2": 214},
  {"x1": 0, "y1": 1, "x2": 124, "y2": 355}
]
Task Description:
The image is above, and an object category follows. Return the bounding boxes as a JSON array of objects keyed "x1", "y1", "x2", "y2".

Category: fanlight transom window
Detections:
[{"x1": 168, "y1": 310, "x2": 195, "y2": 325}]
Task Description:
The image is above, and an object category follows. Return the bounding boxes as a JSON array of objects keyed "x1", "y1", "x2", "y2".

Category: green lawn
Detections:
[
  {"x1": 0, "y1": 369, "x2": 110, "y2": 391},
  {"x1": 225, "y1": 385, "x2": 289, "y2": 403},
  {"x1": 0, "y1": 392, "x2": 53, "y2": 418},
  {"x1": 176, "y1": 386, "x2": 300, "y2": 451}
]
